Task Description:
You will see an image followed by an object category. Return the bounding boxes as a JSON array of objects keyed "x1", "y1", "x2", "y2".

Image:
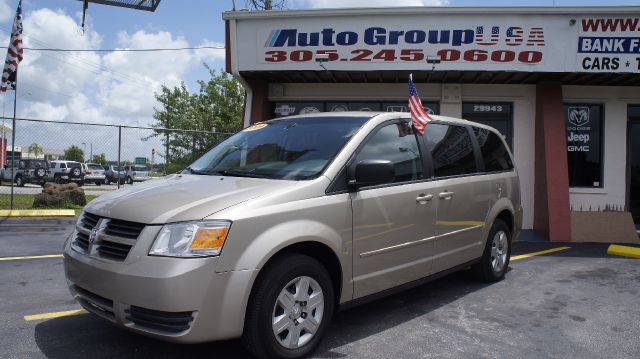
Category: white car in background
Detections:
[
  {"x1": 124, "y1": 165, "x2": 151, "y2": 184},
  {"x1": 82, "y1": 163, "x2": 106, "y2": 186}
]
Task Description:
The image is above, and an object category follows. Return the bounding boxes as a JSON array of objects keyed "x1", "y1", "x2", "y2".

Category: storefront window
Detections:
[
  {"x1": 462, "y1": 102, "x2": 513, "y2": 149},
  {"x1": 565, "y1": 104, "x2": 603, "y2": 188},
  {"x1": 272, "y1": 101, "x2": 439, "y2": 118}
]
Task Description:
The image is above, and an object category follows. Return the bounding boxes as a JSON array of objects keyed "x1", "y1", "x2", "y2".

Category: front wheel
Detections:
[
  {"x1": 15, "y1": 176, "x2": 24, "y2": 187},
  {"x1": 127, "y1": 176, "x2": 133, "y2": 185},
  {"x1": 472, "y1": 219, "x2": 511, "y2": 282},
  {"x1": 242, "y1": 254, "x2": 334, "y2": 359}
]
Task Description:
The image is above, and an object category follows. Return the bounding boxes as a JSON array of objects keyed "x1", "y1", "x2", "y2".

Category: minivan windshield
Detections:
[{"x1": 185, "y1": 116, "x2": 370, "y2": 180}]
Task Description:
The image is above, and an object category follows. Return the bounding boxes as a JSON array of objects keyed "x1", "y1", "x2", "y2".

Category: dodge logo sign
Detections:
[
  {"x1": 89, "y1": 228, "x2": 98, "y2": 245},
  {"x1": 568, "y1": 107, "x2": 590, "y2": 127}
]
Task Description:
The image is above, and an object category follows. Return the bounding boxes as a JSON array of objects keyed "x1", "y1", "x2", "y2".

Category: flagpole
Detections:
[{"x1": 9, "y1": 71, "x2": 16, "y2": 210}]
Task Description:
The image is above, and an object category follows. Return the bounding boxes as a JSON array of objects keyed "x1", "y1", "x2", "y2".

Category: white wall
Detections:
[{"x1": 563, "y1": 86, "x2": 639, "y2": 212}]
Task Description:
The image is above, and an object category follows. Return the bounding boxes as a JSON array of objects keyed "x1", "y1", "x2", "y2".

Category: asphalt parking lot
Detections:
[
  {"x1": 0, "y1": 182, "x2": 141, "y2": 197},
  {"x1": 1, "y1": 217, "x2": 638, "y2": 359}
]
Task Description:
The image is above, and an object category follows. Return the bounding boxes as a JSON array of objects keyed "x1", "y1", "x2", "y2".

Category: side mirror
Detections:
[{"x1": 349, "y1": 159, "x2": 395, "y2": 189}]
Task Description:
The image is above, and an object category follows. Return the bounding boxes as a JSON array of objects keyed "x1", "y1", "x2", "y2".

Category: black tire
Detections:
[
  {"x1": 127, "y1": 176, "x2": 133, "y2": 185},
  {"x1": 242, "y1": 253, "x2": 335, "y2": 359},
  {"x1": 15, "y1": 175, "x2": 24, "y2": 187},
  {"x1": 95, "y1": 181, "x2": 101, "y2": 186},
  {"x1": 70, "y1": 167, "x2": 82, "y2": 178},
  {"x1": 104, "y1": 178, "x2": 111, "y2": 185},
  {"x1": 78, "y1": 180, "x2": 84, "y2": 187},
  {"x1": 40, "y1": 182, "x2": 46, "y2": 187},
  {"x1": 472, "y1": 219, "x2": 511, "y2": 282}
]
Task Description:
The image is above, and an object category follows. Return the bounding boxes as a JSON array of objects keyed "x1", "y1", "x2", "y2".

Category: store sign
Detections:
[
  {"x1": 565, "y1": 104, "x2": 602, "y2": 188},
  {"x1": 577, "y1": 17, "x2": 640, "y2": 72},
  {"x1": 232, "y1": 12, "x2": 640, "y2": 73}
]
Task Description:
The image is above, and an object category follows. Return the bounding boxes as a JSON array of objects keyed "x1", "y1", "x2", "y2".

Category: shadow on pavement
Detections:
[{"x1": 34, "y1": 271, "x2": 490, "y2": 359}]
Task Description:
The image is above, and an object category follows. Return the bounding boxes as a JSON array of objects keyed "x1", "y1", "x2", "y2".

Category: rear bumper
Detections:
[{"x1": 63, "y1": 232, "x2": 256, "y2": 343}]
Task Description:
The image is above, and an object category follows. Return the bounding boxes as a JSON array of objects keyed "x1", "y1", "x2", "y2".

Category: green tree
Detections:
[
  {"x1": 28, "y1": 143, "x2": 43, "y2": 158},
  {"x1": 152, "y1": 67, "x2": 244, "y2": 173},
  {"x1": 92, "y1": 153, "x2": 107, "y2": 165},
  {"x1": 64, "y1": 145, "x2": 85, "y2": 162}
]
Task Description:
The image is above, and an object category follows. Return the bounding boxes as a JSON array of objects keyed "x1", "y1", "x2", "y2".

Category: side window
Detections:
[
  {"x1": 61, "y1": 163, "x2": 66, "y2": 169},
  {"x1": 424, "y1": 123, "x2": 477, "y2": 177},
  {"x1": 354, "y1": 122, "x2": 423, "y2": 183},
  {"x1": 473, "y1": 127, "x2": 514, "y2": 172}
]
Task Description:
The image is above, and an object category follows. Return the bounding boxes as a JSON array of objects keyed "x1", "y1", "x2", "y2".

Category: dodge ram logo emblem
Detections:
[
  {"x1": 89, "y1": 228, "x2": 98, "y2": 245},
  {"x1": 568, "y1": 107, "x2": 590, "y2": 127}
]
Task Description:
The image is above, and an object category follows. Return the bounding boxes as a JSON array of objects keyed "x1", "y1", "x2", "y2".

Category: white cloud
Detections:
[
  {"x1": 292, "y1": 0, "x2": 449, "y2": 7},
  {"x1": 10, "y1": 8, "x2": 219, "y2": 128},
  {"x1": 0, "y1": 0, "x2": 11, "y2": 23}
]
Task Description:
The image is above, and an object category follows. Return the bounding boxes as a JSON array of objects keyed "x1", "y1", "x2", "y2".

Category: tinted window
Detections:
[
  {"x1": 473, "y1": 127, "x2": 514, "y2": 172},
  {"x1": 88, "y1": 164, "x2": 103, "y2": 170},
  {"x1": 354, "y1": 122, "x2": 423, "y2": 183},
  {"x1": 425, "y1": 123, "x2": 477, "y2": 177}
]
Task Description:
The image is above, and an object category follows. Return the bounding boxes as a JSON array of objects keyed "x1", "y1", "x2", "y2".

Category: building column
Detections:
[
  {"x1": 534, "y1": 83, "x2": 571, "y2": 242},
  {"x1": 244, "y1": 79, "x2": 270, "y2": 126}
]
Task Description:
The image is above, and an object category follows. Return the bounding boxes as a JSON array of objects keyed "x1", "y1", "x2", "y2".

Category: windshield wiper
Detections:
[
  {"x1": 214, "y1": 169, "x2": 270, "y2": 178},
  {"x1": 184, "y1": 166, "x2": 211, "y2": 175}
]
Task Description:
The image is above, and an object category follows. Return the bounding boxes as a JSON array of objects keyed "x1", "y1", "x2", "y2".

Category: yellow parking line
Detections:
[
  {"x1": 607, "y1": 244, "x2": 640, "y2": 259},
  {"x1": 0, "y1": 209, "x2": 75, "y2": 217},
  {"x1": 511, "y1": 246, "x2": 571, "y2": 261},
  {"x1": 0, "y1": 254, "x2": 64, "y2": 261},
  {"x1": 24, "y1": 309, "x2": 87, "y2": 321}
]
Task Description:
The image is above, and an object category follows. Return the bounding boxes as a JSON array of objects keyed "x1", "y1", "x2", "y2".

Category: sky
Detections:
[{"x1": 0, "y1": 0, "x2": 636, "y2": 160}]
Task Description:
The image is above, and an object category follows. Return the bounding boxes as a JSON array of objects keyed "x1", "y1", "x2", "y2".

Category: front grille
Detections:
[
  {"x1": 105, "y1": 219, "x2": 145, "y2": 239},
  {"x1": 125, "y1": 306, "x2": 194, "y2": 334},
  {"x1": 80, "y1": 212, "x2": 100, "y2": 230},
  {"x1": 95, "y1": 241, "x2": 132, "y2": 261},
  {"x1": 73, "y1": 212, "x2": 145, "y2": 261},
  {"x1": 75, "y1": 231, "x2": 90, "y2": 251}
]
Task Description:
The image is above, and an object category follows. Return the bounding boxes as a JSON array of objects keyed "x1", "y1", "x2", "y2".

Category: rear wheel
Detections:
[
  {"x1": 472, "y1": 219, "x2": 511, "y2": 282},
  {"x1": 127, "y1": 176, "x2": 133, "y2": 185},
  {"x1": 95, "y1": 181, "x2": 101, "y2": 186},
  {"x1": 242, "y1": 253, "x2": 334, "y2": 359},
  {"x1": 15, "y1": 175, "x2": 24, "y2": 187}
]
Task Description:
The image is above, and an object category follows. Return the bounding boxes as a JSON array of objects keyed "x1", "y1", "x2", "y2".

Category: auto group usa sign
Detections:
[{"x1": 234, "y1": 13, "x2": 640, "y2": 73}]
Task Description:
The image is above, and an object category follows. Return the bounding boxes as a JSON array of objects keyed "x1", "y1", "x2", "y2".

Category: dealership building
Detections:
[{"x1": 223, "y1": 6, "x2": 640, "y2": 242}]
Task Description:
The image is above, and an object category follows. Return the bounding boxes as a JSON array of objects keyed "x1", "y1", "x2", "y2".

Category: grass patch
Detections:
[{"x1": 0, "y1": 194, "x2": 98, "y2": 216}]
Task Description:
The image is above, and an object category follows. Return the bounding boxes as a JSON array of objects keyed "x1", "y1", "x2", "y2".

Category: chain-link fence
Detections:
[{"x1": 0, "y1": 117, "x2": 232, "y2": 210}]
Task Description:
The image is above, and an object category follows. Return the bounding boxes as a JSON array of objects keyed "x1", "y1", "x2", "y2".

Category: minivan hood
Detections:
[{"x1": 85, "y1": 174, "x2": 297, "y2": 224}]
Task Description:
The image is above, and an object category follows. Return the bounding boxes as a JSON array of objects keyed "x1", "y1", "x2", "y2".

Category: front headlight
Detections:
[{"x1": 149, "y1": 220, "x2": 231, "y2": 258}]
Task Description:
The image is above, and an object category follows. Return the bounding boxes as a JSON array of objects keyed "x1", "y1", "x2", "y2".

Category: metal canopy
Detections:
[
  {"x1": 241, "y1": 70, "x2": 640, "y2": 87},
  {"x1": 80, "y1": 0, "x2": 161, "y2": 12}
]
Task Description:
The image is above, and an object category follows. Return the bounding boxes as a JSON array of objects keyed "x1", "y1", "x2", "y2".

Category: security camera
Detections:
[
  {"x1": 426, "y1": 56, "x2": 441, "y2": 64},
  {"x1": 315, "y1": 54, "x2": 330, "y2": 62}
]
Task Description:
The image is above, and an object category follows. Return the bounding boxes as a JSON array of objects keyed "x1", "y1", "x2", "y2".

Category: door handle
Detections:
[
  {"x1": 416, "y1": 193, "x2": 433, "y2": 203},
  {"x1": 439, "y1": 191, "x2": 454, "y2": 200}
]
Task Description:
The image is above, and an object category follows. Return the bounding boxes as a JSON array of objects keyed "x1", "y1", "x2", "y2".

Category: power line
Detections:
[{"x1": 0, "y1": 45, "x2": 225, "y2": 52}]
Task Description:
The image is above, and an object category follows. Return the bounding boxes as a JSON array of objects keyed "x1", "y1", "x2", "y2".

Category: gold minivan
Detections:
[{"x1": 64, "y1": 112, "x2": 521, "y2": 359}]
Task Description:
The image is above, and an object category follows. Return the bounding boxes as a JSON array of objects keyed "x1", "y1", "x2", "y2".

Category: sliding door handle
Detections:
[
  {"x1": 416, "y1": 194, "x2": 434, "y2": 203},
  {"x1": 439, "y1": 191, "x2": 454, "y2": 200}
]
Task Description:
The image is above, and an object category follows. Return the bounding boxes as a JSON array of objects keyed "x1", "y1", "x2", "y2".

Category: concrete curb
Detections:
[
  {"x1": 0, "y1": 209, "x2": 76, "y2": 217},
  {"x1": 607, "y1": 244, "x2": 640, "y2": 259}
]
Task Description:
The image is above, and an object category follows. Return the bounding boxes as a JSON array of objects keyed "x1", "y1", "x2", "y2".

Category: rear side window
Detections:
[
  {"x1": 60, "y1": 163, "x2": 66, "y2": 169},
  {"x1": 424, "y1": 123, "x2": 477, "y2": 177},
  {"x1": 354, "y1": 122, "x2": 423, "y2": 183},
  {"x1": 473, "y1": 127, "x2": 514, "y2": 172}
]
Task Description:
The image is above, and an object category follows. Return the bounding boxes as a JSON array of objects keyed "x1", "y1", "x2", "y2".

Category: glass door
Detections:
[{"x1": 628, "y1": 106, "x2": 640, "y2": 225}]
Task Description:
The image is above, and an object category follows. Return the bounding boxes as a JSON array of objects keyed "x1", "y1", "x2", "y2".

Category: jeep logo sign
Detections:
[{"x1": 567, "y1": 107, "x2": 590, "y2": 127}]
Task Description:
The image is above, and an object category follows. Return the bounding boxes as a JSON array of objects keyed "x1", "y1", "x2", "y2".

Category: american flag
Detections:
[
  {"x1": 475, "y1": 26, "x2": 499, "y2": 45},
  {"x1": 408, "y1": 73, "x2": 432, "y2": 135},
  {"x1": 1, "y1": 0, "x2": 23, "y2": 93}
]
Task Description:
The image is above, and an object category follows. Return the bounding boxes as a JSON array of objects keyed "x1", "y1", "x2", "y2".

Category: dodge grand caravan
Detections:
[{"x1": 64, "y1": 112, "x2": 521, "y2": 359}]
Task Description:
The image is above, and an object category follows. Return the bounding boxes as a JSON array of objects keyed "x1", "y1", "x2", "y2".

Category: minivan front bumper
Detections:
[{"x1": 63, "y1": 235, "x2": 255, "y2": 343}]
